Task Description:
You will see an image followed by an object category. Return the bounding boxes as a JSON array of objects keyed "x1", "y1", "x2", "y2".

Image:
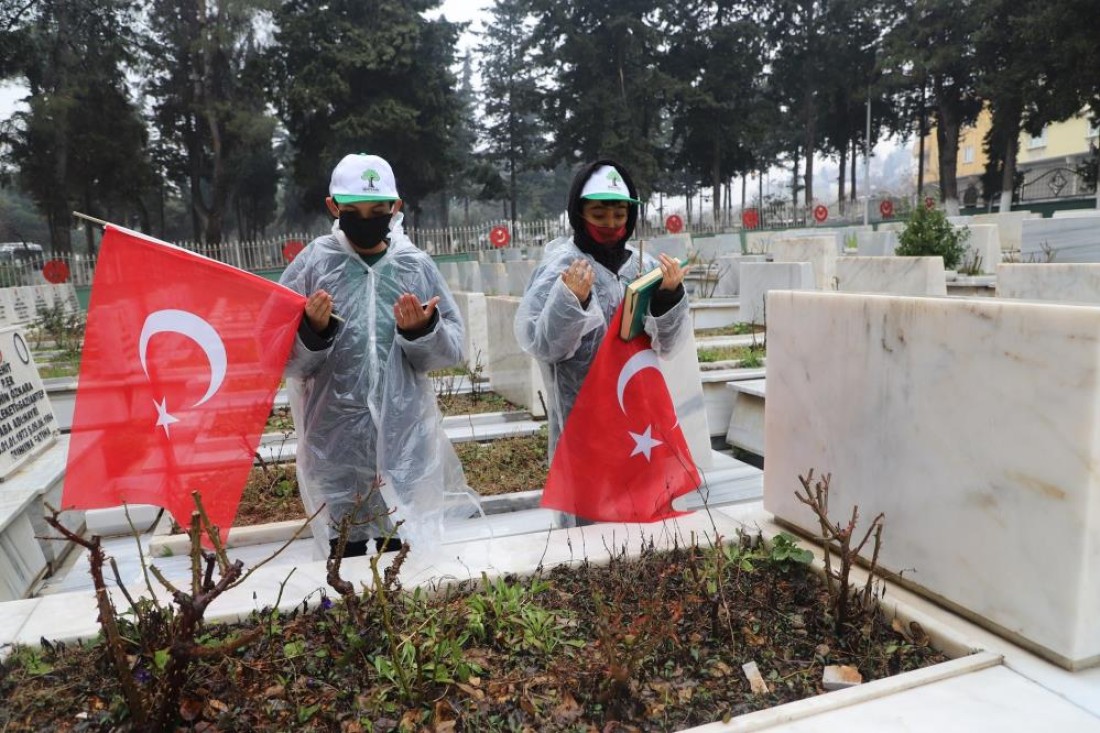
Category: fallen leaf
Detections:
[
  {"x1": 341, "y1": 721, "x2": 364, "y2": 733},
  {"x1": 456, "y1": 683, "x2": 485, "y2": 701},
  {"x1": 204, "y1": 699, "x2": 229, "y2": 717},
  {"x1": 263, "y1": 684, "x2": 285, "y2": 699},
  {"x1": 179, "y1": 697, "x2": 202, "y2": 722},
  {"x1": 552, "y1": 691, "x2": 583, "y2": 725}
]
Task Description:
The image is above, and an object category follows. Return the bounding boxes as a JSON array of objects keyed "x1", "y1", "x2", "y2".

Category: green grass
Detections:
[
  {"x1": 38, "y1": 361, "x2": 80, "y2": 379},
  {"x1": 694, "y1": 323, "x2": 763, "y2": 338},
  {"x1": 697, "y1": 345, "x2": 765, "y2": 367}
]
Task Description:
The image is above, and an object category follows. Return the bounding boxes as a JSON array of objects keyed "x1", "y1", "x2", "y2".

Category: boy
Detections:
[
  {"x1": 281, "y1": 153, "x2": 479, "y2": 557},
  {"x1": 515, "y1": 159, "x2": 690, "y2": 462}
]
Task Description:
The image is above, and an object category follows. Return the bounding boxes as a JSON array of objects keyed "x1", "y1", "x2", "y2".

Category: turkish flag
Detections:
[
  {"x1": 541, "y1": 305, "x2": 701, "y2": 523},
  {"x1": 62, "y1": 226, "x2": 305, "y2": 538}
]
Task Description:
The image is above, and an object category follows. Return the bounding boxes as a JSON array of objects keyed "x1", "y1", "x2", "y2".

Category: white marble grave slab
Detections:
[
  {"x1": 436, "y1": 261, "x2": 461, "y2": 292},
  {"x1": 1053, "y1": 209, "x2": 1100, "y2": 218},
  {"x1": 739, "y1": 262, "x2": 814, "y2": 325},
  {"x1": 505, "y1": 260, "x2": 536, "y2": 297},
  {"x1": 456, "y1": 261, "x2": 483, "y2": 293},
  {"x1": 960, "y1": 224, "x2": 1001, "y2": 273},
  {"x1": 0, "y1": 503, "x2": 48, "y2": 601},
  {"x1": 9, "y1": 288, "x2": 33, "y2": 325},
  {"x1": 996, "y1": 263, "x2": 1100, "y2": 303},
  {"x1": 835, "y1": 256, "x2": 947, "y2": 296},
  {"x1": 0, "y1": 326, "x2": 61, "y2": 478},
  {"x1": 476, "y1": 249, "x2": 502, "y2": 263},
  {"x1": 56, "y1": 283, "x2": 80, "y2": 314},
  {"x1": 658, "y1": 332, "x2": 713, "y2": 470},
  {"x1": 691, "y1": 234, "x2": 740, "y2": 261},
  {"x1": 0, "y1": 290, "x2": 14, "y2": 327},
  {"x1": 713, "y1": 254, "x2": 767, "y2": 297},
  {"x1": 725, "y1": 379, "x2": 766, "y2": 456},
  {"x1": 972, "y1": 211, "x2": 1042, "y2": 253},
  {"x1": 856, "y1": 230, "x2": 899, "y2": 257},
  {"x1": 770, "y1": 236, "x2": 837, "y2": 290},
  {"x1": 643, "y1": 234, "x2": 691, "y2": 261},
  {"x1": 1021, "y1": 216, "x2": 1100, "y2": 262},
  {"x1": 479, "y1": 262, "x2": 508, "y2": 295},
  {"x1": 452, "y1": 291, "x2": 490, "y2": 373},
  {"x1": 486, "y1": 296, "x2": 547, "y2": 417},
  {"x1": 764, "y1": 290, "x2": 1100, "y2": 670}
]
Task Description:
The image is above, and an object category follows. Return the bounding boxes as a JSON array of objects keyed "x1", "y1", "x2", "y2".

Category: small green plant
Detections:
[
  {"x1": 767, "y1": 532, "x2": 814, "y2": 567},
  {"x1": 465, "y1": 573, "x2": 575, "y2": 656},
  {"x1": 895, "y1": 206, "x2": 969, "y2": 270}
]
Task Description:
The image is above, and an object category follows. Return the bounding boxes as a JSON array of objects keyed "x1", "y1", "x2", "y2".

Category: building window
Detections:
[
  {"x1": 963, "y1": 146, "x2": 975, "y2": 164},
  {"x1": 1027, "y1": 127, "x2": 1048, "y2": 149}
]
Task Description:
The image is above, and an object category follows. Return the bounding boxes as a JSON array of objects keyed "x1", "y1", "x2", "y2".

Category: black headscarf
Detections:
[{"x1": 567, "y1": 159, "x2": 639, "y2": 274}]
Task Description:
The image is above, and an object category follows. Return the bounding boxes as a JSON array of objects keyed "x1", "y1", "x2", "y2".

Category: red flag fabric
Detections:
[
  {"x1": 541, "y1": 304, "x2": 701, "y2": 523},
  {"x1": 62, "y1": 225, "x2": 305, "y2": 536}
]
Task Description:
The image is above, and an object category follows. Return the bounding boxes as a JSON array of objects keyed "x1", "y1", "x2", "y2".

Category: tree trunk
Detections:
[
  {"x1": 850, "y1": 137, "x2": 858, "y2": 202},
  {"x1": 803, "y1": 93, "x2": 815, "y2": 207},
  {"x1": 791, "y1": 145, "x2": 800, "y2": 212},
  {"x1": 934, "y1": 81, "x2": 962, "y2": 216},
  {"x1": 838, "y1": 145, "x2": 848, "y2": 214},
  {"x1": 712, "y1": 138, "x2": 722, "y2": 224},
  {"x1": 1000, "y1": 116, "x2": 1020, "y2": 214}
]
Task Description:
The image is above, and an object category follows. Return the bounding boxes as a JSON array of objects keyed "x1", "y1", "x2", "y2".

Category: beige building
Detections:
[{"x1": 917, "y1": 108, "x2": 1097, "y2": 206}]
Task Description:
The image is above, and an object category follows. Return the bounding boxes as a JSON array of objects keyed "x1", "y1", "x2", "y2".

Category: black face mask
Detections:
[{"x1": 339, "y1": 211, "x2": 392, "y2": 250}]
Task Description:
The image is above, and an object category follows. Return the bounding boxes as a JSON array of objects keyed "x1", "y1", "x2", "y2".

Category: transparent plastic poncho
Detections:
[
  {"x1": 514, "y1": 236, "x2": 691, "y2": 457},
  {"x1": 281, "y1": 214, "x2": 481, "y2": 555}
]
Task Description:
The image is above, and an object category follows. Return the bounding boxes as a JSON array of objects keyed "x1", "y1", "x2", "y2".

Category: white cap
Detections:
[
  {"x1": 579, "y1": 164, "x2": 640, "y2": 203},
  {"x1": 329, "y1": 153, "x2": 400, "y2": 203}
]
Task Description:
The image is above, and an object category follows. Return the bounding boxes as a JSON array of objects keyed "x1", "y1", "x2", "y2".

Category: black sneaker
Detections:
[
  {"x1": 375, "y1": 537, "x2": 403, "y2": 553},
  {"x1": 329, "y1": 538, "x2": 370, "y2": 559}
]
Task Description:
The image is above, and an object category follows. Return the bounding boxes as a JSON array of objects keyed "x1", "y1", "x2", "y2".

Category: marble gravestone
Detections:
[
  {"x1": 712, "y1": 255, "x2": 767, "y2": 297},
  {"x1": 455, "y1": 261, "x2": 484, "y2": 293},
  {"x1": 835, "y1": 257, "x2": 947, "y2": 296},
  {"x1": 764, "y1": 290, "x2": 1100, "y2": 670},
  {"x1": 1021, "y1": 215, "x2": 1100, "y2": 263},
  {"x1": 971, "y1": 211, "x2": 1041, "y2": 254},
  {"x1": 691, "y1": 234, "x2": 741, "y2": 262},
  {"x1": 451, "y1": 291, "x2": 490, "y2": 376},
  {"x1": 996, "y1": 263, "x2": 1100, "y2": 303},
  {"x1": 642, "y1": 234, "x2": 691, "y2": 261},
  {"x1": 486, "y1": 296, "x2": 547, "y2": 418},
  {"x1": 0, "y1": 325, "x2": 66, "y2": 602},
  {"x1": 739, "y1": 262, "x2": 815, "y2": 325},
  {"x1": 769, "y1": 236, "x2": 836, "y2": 290}
]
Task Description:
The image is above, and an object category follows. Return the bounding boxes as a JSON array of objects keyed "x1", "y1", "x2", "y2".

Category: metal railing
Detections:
[{"x1": 0, "y1": 197, "x2": 928, "y2": 290}]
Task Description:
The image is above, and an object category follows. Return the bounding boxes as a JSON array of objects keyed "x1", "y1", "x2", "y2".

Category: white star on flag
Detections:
[
  {"x1": 628, "y1": 425, "x2": 663, "y2": 461},
  {"x1": 154, "y1": 397, "x2": 179, "y2": 437}
]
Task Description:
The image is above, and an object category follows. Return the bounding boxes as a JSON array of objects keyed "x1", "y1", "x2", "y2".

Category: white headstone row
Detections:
[{"x1": 0, "y1": 284, "x2": 80, "y2": 328}]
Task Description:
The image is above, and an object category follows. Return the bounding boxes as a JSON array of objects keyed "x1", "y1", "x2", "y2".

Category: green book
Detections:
[{"x1": 620, "y1": 257, "x2": 690, "y2": 341}]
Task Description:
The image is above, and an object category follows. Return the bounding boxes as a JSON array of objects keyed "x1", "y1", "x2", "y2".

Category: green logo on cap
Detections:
[
  {"x1": 607, "y1": 170, "x2": 622, "y2": 188},
  {"x1": 362, "y1": 168, "x2": 380, "y2": 189}
]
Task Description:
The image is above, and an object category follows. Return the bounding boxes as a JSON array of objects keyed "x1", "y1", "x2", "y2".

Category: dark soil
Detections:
[
  {"x1": 204, "y1": 432, "x2": 549, "y2": 534},
  {"x1": 454, "y1": 432, "x2": 548, "y2": 496},
  {"x1": 0, "y1": 536, "x2": 949, "y2": 732},
  {"x1": 436, "y1": 392, "x2": 519, "y2": 416},
  {"x1": 264, "y1": 392, "x2": 521, "y2": 434}
]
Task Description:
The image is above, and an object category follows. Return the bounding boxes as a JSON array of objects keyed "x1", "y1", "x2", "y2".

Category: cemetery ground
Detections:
[
  {"x1": 214, "y1": 429, "x2": 550, "y2": 531},
  {"x1": 0, "y1": 519, "x2": 947, "y2": 732}
]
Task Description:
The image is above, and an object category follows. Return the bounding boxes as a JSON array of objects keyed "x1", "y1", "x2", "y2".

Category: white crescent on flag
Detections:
[
  {"x1": 616, "y1": 349, "x2": 660, "y2": 413},
  {"x1": 139, "y1": 309, "x2": 228, "y2": 436}
]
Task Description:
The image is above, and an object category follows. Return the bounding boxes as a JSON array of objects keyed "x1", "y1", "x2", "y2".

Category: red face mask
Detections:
[{"x1": 584, "y1": 220, "x2": 626, "y2": 245}]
